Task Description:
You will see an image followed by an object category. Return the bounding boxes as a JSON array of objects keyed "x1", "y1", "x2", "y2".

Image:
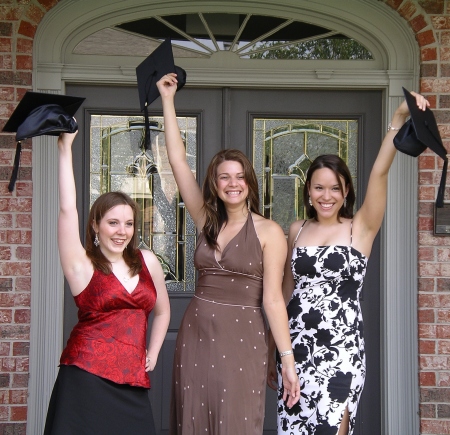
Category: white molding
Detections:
[
  {"x1": 29, "y1": 1, "x2": 420, "y2": 434},
  {"x1": 28, "y1": 130, "x2": 64, "y2": 435}
]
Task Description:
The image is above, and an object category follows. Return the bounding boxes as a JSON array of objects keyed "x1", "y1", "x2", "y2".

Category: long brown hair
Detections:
[
  {"x1": 202, "y1": 149, "x2": 262, "y2": 249},
  {"x1": 86, "y1": 191, "x2": 142, "y2": 275},
  {"x1": 303, "y1": 154, "x2": 355, "y2": 221}
]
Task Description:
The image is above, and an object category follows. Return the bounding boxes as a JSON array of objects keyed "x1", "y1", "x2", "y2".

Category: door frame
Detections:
[{"x1": 28, "y1": 1, "x2": 420, "y2": 434}]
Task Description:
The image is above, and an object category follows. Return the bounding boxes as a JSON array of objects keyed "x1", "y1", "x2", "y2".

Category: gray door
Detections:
[{"x1": 64, "y1": 84, "x2": 382, "y2": 435}]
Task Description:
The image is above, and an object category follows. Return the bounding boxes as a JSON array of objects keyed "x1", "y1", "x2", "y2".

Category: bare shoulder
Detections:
[
  {"x1": 253, "y1": 214, "x2": 284, "y2": 236},
  {"x1": 140, "y1": 249, "x2": 160, "y2": 269},
  {"x1": 252, "y1": 214, "x2": 286, "y2": 249}
]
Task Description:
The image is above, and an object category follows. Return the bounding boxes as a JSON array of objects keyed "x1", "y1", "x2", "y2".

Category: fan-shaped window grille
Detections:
[{"x1": 74, "y1": 13, "x2": 373, "y2": 60}]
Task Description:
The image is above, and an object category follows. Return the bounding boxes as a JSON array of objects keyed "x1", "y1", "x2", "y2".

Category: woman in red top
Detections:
[{"x1": 44, "y1": 131, "x2": 170, "y2": 435}]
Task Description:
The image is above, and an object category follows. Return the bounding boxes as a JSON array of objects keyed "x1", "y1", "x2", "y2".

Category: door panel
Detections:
[{"x1": 65, "y1": 84, "x2": 381, "y2": 435}]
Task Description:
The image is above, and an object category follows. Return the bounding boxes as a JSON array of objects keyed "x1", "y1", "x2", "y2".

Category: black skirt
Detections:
[{"x1": 44, "y1": 365, "x2": 156, "y2": 435}]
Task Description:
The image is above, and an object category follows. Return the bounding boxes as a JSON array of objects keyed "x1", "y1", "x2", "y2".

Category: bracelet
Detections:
[
  {"x1": 279, "y1": 350, "x2": 293, "y2": 357},
  {"x1": 387, "y1": 122, "x2": 401, "y2": 132}
]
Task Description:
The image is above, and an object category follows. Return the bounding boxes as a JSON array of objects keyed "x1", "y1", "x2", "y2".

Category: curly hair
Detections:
[
  {"x1": 86, "y1": 191, "x2": 142, "y2": 275},
  {"x1": 303, "y1": 154, "x2": 355, "y2": 221},
  {"x1": 202, "y1": 149, "x2": 262, "y2": 249}
]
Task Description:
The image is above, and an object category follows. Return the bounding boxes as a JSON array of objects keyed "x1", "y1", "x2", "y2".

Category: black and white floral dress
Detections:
[{"x1": 277, "y1": 221, "x2": 367, "y2": 435}]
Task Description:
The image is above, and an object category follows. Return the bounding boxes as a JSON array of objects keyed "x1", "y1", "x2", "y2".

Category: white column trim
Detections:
[{"x1": 28, "y1": 90, "x2": 64, "y2": 435}]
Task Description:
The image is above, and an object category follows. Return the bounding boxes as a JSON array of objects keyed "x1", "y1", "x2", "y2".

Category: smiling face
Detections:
[
  {"x1": 92, "y1": 204, "x2": 134, "y2": 258},
  {"x1": 216, "y1": 160, "x2": 249, "y2": 208},
  {"x1": 308, "y1": 167, "x2": 348, "y2": 221}
]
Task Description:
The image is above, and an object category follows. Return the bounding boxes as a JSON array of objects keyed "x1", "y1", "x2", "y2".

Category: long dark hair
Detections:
[
  {"x1": 303, "y1": 154, "x2": 355, "y2": 220},
  {"x1": 202, "y1": 149, "x2": 262, "y2": 249},
  {"x1": 86, "y1": 191, "x2": 142, "y2": 275}
]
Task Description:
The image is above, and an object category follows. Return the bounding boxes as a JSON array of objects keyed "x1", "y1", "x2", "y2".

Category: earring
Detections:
[
  {"x1": 308, "y1": 196, "x2": 312, "y2": 206},
  {"x1": 247, "y1": 197, "x2": 251, "y2": 212},
  {"x1": 94, "y1": 233, "x2": 99, "y2": 247},
  {"x1": 344, "y1": 197, "x2": 347, "y2": 208}
]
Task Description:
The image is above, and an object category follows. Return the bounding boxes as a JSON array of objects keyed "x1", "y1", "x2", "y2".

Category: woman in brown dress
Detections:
[{"x1": 157, "y1": 74, "x2": 300, "y2": 434}]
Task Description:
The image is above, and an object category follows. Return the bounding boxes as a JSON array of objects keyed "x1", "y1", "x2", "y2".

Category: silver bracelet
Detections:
[
  {"x1": 387, "y1": 122, "x2": 401, "y2": 132},
  {"x1": 279, "y1": 350, "x2": 293, "y2": 357}
]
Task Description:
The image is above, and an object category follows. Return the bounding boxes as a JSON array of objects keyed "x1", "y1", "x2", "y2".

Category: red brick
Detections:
[
  {"x1": 420, "y1": 262, "x2": 441, "y2": 277},
  {"x1": 16, "y1": 38, "x2": 33, "y2": 55},
  {"x1": 13, "y1": 71, "x2": 31, "y2": 87},
  {"x1": 15, "y1": 357, "x2": 28, "y2": 372},
  {"x1": 419, "y1": 186, "x2": 437, "y2": 200},
  {"x1": 10, "y1": 406, "x2": 27, "y2": 421},
  {"x1": 0, "y1": 309, "x2": 12, "y2": 323},
  {"x1": 0, "y1": 37, "x2": 12, "y2": 53},
  {"x1": 417, "y1": 29, "x2": 436, "y2": 46},
  {"x1": 0, "y1": 55, "x2": 12, "y2": 69},
  {"x1": 1, "y1": 357, "x2": 15, "y2": 371},
  {"x1": 432, "y1": 16, "x2": 450, "y2": 29},
  {"x1": 420, "y1": 419, "x2": 450, "y2": 433},
  {"x1": 38, "y1": 0, "x2": 60, "y2": 11},
  {"x1": 0, "y1": 246, "x2": 11, "y2": 261},
  {"x1": 0, "y1": 405, "x2": 9, "y2": 420},
  {"x1": 419, "y1": 277, "x2": 436, "y2": 292},
  {"x1": 16, "y1": 55, "x2": 32, "y2": 71},
  {"x1": 9, "y1": 390, "x2": 26, "y2": 405},
  {"x1": 420, "y1": 155, "x2": 438, "y2": 169},
  {"x1": 14, "y1": 278, "x2": 30, "y2": 292},
  {"x1": 18, "y1": 21, "x2": 37, "y2": 39},
  {"x1": 6, "y1": 231, "x2": 32, "y2": 245},
  {"x1": 25, "y1": 4, "x2": 46, "y2": 24},
  {"x1": 0, "y1": 198, "x2": 32, "y2": 212},
  {"x1": 0, "y1": 87, "x2": 14, "y2": 102},
  {"x1": 0, "y1": 325, "x2": 29, "y2": 340},
  {"x1": 399, "y1": 1, "x2": 418, "y2": 20},
  {"x1": 420, "y1": 323, "x2": 438, "y2": 338},
  {"x1": 421, "y1": 371, "x2": 437, "y2": 386},
  {"x1": 0, "y1": 342, "x2": 10, "y2": 356},
  {"x1": 439, "y1": 340, "x2": 450, "y2": 354},
  {"x1": 0, "y1": 373, "x2": 10, "y2": 389},
  {"x1": 437, "y1": 247, "x2": 450, "y2": 261},
  {"x1": 0, "y1": 23, "x2": 12, "y2": 37},
  {"x1": 421, "y1": 46, "x2": 438, "y2": 61},
  {"x1": 419, "y1": 0, "x2": 445, "y2": 15},
  {"x1": 15, "y1": 247, "x2": 30, "y2": 261},
  {"x1": 13, "y1": 309, "x2": 30, "y2": 324},
  {"x1": 15, "y1": 214, "x2": 31, "y2": 229},
  {"x1": 437, "y1": 324, "x2": 450, "y2": 338},
  {"x1": 420, "y1": 308, "x2": 436, "y2": 323},
  {"x1": 419, "y1": 216, "x2": 434, "y2": 231},
  {"x1": 12, "y1": 342, "x2": 28, "y2": 356},
  {"x1": 11, "y1": 374, "x2": 28, "y2": 388},
  {"x1": 438, "y1": 309, "x2": 450, "y2": 322},
  {"x1": 437, "y1": 278, "x2": 450, "y2": 291},
  {"x1": 439, "y1": 372, "x2": 450, "y2": 386},
  {"x1": 385, "y1": 0, "x2": 403, "y2": 10},
  {"x1": 420, "y1": 339, "x2": 437, "y2": 354},
  {"x1": 411, "y1": 14, "x2": 429, "y2": 33}
]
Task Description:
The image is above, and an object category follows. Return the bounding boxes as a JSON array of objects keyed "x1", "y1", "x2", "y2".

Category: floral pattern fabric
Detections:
[{"x1": 277, "y1": 244, "x2": 368, "y2": 435}]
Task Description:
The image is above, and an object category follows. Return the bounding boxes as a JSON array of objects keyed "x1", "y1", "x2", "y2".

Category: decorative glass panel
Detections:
[
  {"x1": 74, "y1": 13, "x2": 373, "y2": 60},
  {"x1": 253, "y1": 118, "x2": 358, "y2": 234},
  {"x1": 90, "y1": 115, "x2": 197, "y2": 292}
]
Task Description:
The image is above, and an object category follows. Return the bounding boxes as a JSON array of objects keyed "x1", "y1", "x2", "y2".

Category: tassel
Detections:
[
  {"x1": 8, "y1": 141, "x2": 22, "y2": 192},
  {"x1": 436, "y1": 158, "x2": 448, "y2": 208}
]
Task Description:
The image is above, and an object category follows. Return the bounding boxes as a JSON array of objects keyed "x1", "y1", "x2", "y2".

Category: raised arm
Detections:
[
  {"x1": 142, "y1": 249, "x2": 171, "y2": 372},
  {"x1": 57, "y1": 131, "x2": 93, "y2": 295},
  {"x1": 157, "y1": 74, "x2": 205, "y2": 229},
  {"x1": 354, "y1": 92, "x2": 429, "y2": 256}
]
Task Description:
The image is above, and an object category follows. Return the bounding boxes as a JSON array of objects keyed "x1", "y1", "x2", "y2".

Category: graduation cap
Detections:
[
  {"x1": 394, "y1": 87, "x2": 449, "y2": 207},
  {"x1": 3, "y1": 91, "x2": 85, "y2": 192},
  {"x1": 136, "y1": 38, "x2": 186, "y2": 150}
]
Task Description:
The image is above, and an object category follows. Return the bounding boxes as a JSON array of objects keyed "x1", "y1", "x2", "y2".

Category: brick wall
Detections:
[
  {"x1": 0, "y1": 0, "x2": 449, "y2": 434},
  {"x1": 382, "y1": 0, "x2": 450, "y2": 434},
  {"x1": 0, "y1": 1, "x2": 59, "y2": 433}
]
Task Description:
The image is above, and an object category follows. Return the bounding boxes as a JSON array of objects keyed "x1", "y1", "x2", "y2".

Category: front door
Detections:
[{"x1": 65, "y1": 84, "x2": 382, "y2": 435}]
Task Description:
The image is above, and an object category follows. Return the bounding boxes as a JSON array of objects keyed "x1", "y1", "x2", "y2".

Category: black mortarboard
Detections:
[
  {"x1": 3, "y1": 91, "x2": 85, "y2": 192},
  {"x1": 136, "y1": 38, "x2": 186, "y2": 149},
  {"x1": 394, "y1": 87, "x2": 448, "y2": 207}
]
